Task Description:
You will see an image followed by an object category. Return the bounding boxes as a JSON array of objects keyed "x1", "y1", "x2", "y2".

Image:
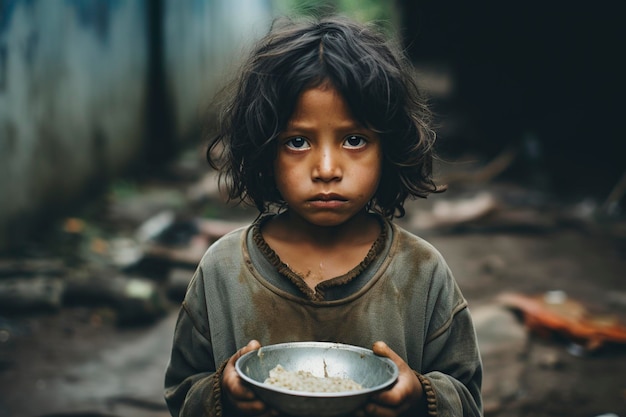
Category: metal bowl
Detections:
[{"x1": 235, "y1": 341, "x2": 399, "y2": 417}]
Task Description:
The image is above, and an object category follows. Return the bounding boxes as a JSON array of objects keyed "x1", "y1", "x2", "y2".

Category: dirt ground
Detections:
[
  {"x1": 1, "y1": 153, "x2": 625, "y2": 417},
  {"x1": 416, "y1": 218, "x2": 626, "y2": 417}
]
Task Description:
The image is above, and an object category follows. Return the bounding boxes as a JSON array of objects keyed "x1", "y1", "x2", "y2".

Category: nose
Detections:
[{"x1": 312, "y1": 147, "x2": 342, "y2": 182}]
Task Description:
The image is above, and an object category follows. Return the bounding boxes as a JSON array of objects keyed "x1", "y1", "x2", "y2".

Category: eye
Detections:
[
  {"x1": 284, "y1": 136, "x2": 310, "y2": 150},
  {"x1": 343, "y1": 135, "x2": 367, "y2": 149}
]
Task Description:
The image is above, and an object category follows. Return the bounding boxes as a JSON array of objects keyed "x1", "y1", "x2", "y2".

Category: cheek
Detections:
[
  {"x1": 364, "y1": 154, "x2": 383, "y2": 184},
  {"x1": 368, "y1": 161, "x2": 384, "y2": 196},
  {"x1": 351, "y1": 162, "x2": 382, "y2": 199},
  {"x1": 273, "y1": 167, "x2": 299, "y2": 198}
]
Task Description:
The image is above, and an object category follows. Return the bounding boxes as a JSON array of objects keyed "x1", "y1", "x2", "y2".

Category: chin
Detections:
[{"x1": 303, "y1": 213, "x2": 357, "y2": 228}]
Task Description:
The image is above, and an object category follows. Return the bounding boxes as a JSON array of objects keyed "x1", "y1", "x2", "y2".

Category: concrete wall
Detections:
[
  {"x1": 163, "y1": 0, "x2": 272, "y2": 142},
  {"x1": 0, "y1": 0, "x2": 273, "y2": 250}
]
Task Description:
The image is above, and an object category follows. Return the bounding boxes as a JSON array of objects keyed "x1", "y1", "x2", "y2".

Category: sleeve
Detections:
[
  {"x1": 419, "y1": 259, "x2": 483, "y2": 417},
  {"x1": 164, "y1": 268, "x2": 225, "y2": 417}
]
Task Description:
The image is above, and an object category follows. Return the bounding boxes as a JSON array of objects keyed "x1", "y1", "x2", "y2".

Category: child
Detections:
[{"x1": 165, "y1": 15, "x2": 483, "y2": 417}]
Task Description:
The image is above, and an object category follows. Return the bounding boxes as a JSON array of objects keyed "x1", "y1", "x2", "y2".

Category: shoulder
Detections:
[
  {"x1": 389, "y1": 222, "x2": 447, "y2": 266},
  {"x1": 385, "y1": 222, "x2": 460, "y2": 296},
  {"x1": 185, "y1": 223, "x2": 251, "y2": 300},
  {"x1": 197, "y1": 224, "x2": 250, "y2": 268},
  {"x1": 389, "y1": 223, "x2": 468, "y2": 323}
]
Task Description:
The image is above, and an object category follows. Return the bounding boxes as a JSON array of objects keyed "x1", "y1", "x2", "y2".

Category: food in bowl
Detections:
[
  {"x1": 265, "y1": 364, "x2": 363, "y2": 392},
  {"x1": 235, "y1": 341, "x2": 399, "y2": 417}
]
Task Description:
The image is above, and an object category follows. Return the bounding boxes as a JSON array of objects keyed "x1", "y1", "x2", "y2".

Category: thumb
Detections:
[
  {"x1": 243, "y1": 339, "x2": 262, "y2": 353},
  {"x1": 372, "y1": 341, "x2": 402, "y2": 364},
  {"x1": 231, "y1": 340, "x2": 262, "y2": 363}
]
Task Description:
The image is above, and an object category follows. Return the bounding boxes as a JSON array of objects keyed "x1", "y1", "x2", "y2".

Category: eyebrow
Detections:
[{"x1": 283, "y1": 120, "x2": 368, "y2": 132}]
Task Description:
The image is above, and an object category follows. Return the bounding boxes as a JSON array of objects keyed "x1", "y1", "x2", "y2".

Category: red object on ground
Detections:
[{"x1": 497, "y1": 292, "x2": 626, "y2": 351}]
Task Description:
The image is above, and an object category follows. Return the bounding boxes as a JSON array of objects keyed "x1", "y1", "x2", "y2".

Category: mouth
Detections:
[
  {"x1": 309, "y1": 193, "x2": 348, "y2": 202},
  {"x1": 307, "y1": 193, "x2": 348, "y2": 208}
]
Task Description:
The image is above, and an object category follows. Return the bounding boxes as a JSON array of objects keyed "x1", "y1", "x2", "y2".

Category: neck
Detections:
[{"x1": 271, "y1": 210, "x2": 379, "y2": 247}]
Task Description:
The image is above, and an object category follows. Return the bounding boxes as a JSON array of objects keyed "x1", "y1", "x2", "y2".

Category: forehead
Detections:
[{"x1": 286, "y1": 85, "x2": 360, "y2": 130}]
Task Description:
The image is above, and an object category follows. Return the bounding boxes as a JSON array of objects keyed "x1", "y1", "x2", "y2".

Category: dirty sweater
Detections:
[{"x1": 164, "y1": 216, "x2": 483, "y2": 417}]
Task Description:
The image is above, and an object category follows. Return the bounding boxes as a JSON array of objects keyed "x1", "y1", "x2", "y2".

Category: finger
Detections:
[
  {"x1": 225, "y1": 377, "x2": 256, "y2": 401},
  {"x1": 227, "y1": 339, "x2": 262, "y2": 382},
  {"x1": 234, "y1": 340, "x2": 262, "y2": 362},
  {"x1": 225, "y1": 340, "x2": 263, "y2": 401},
  {"x1": 371, "y1": 341, "x2": 419, "y2": 407},
  {"x1": 231, "y1": 397, "x2": 273, "y2": 416},
  {"x1": 372, "y1": 341, "x2": 404, "y2": 367},
  {"x1": 362, "y1": 401, "x2": 400, "y2": 417}
]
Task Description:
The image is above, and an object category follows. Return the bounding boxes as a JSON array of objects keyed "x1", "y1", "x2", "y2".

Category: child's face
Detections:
[{"x1": 274, "y1": 84, "x2": 382, "y2": 227}]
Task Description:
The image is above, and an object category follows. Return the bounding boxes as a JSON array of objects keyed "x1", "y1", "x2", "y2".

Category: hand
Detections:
[
  {"x1": 222, "y1": 340, "x2": 276, "y2": 416},
  {"x1": 357, "y1": 341, "x2": 425, "y2": 417}
]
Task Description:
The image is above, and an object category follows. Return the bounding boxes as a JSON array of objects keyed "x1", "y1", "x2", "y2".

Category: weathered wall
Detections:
[
  {"x1": 0, "y1": 0, "x2": 149, "y2": 249},
  {"x1": 0, "y1": 0, "x2": 273, "y2": 250},
  {"x1": 162, "y1": 0, "x2": 272, "y2": 143}
]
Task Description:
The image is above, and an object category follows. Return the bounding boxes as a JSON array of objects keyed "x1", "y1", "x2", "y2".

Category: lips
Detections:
[
  {"x1": 309, "y1": 193, "x2": 348, "y2": 202},
  {"x1": 307, "y1": 193, "x2": 348, "y2": 208}
]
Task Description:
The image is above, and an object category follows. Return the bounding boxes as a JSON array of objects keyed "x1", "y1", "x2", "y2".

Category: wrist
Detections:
[
  {"x1": 415, "y1": 372, "x2": 437, "y2": 416},
  {"x1": 213, "y1": 359, "x2": 230, "y2": 417}
]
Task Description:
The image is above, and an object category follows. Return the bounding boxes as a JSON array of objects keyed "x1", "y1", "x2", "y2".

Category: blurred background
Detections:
[
  {"x1": 0, "y1": 0, "x2": 624, "y2": 249},
  {"x1": 1, "y1": 1, "x2": 625, "y2": 417}
]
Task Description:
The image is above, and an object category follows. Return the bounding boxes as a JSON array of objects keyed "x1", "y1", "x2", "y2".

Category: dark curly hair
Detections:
[{"x1": 207, "y1": 15, "x2": 443, "y2": 218}]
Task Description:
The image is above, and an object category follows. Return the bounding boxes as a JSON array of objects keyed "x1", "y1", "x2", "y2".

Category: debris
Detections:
[
  {"x1": 480, "y1": 207, "x2": 557, "y2": 231},
  {"x1": 143, "y1": 235, "x2": 210, "y2": 267},
  {"x1": 136, "y1": 211, "x2": 176, "y2": 243},
  {"x1": 607, "y1": 291, "x2": 626, "y2": 310},
  {"x1": 62, "y1": 217, "x2": 87, "y2": 234},
  {"x1": 0, "y1": 258, "x2": 65, "y2": 278},
  {"x1": 196, "y1": 218, "x2": 247, "y2": 242},
  {"x1": 132, "y1": 211, "x2": 247, "y2": 267},
  {"x1": 90, "y1": 238, "x2": 109, "y2": 255},
  {"x1": 476, "y1": 254, "x2": 506, "y2": 275},
  {"x1": 109, "y1": 213, "x2": 246, "y2": 271},
  {"x1": 108, "y1": 237, "x2": 144, "y2": 269},
  {"x1": 0, "y1": 316, "x2": 25, "y2": 370},
  {"x1": 139, "y1": 217, "x2": 245, "y2": 267},
  {"x1": 472, "y1": 304, "x2": 527, "y2": 413},
  {"x1": 107, "y1": 187, "x2": 187, "y2": 226},
  {"x1": 497, "y1": 291, "x2": 626, "y2": 352},
  {"x1": 152, "y1": 217, "x2": 200, "y2": 246},
  {"x1": 566, "y1": 343, "x2": 587, "y2": 358},
  {"x1": 536, "y1": 351, "x2": 564, "y2": 370},
  {"x1": 438, "y1": 147, "x2": 518, "y2": 186},
  {"x1": 166, "y1": 268, "x2": 194, "y2": 301},
  {"x1": 601, "y1": 170, "x2": 626, "y2": 217},
  {"x1": 63, "y1": 271, "x2": 167, "y2": 326},
  {"x1": 411, "y1": 192, "x2": 499, "y2": 230},
  {"x1": 186, "y1": 171, "x2": 223, "y2": 203},
  {"x1": 115, "y1": 278, "x2": 168, "y2": 326},
  {"x1": 569, "y1": 198, "x2": 599, "y2": 222},
  {"x1": 0, "y1": 277, "x2": 65, "y2": 312}
]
